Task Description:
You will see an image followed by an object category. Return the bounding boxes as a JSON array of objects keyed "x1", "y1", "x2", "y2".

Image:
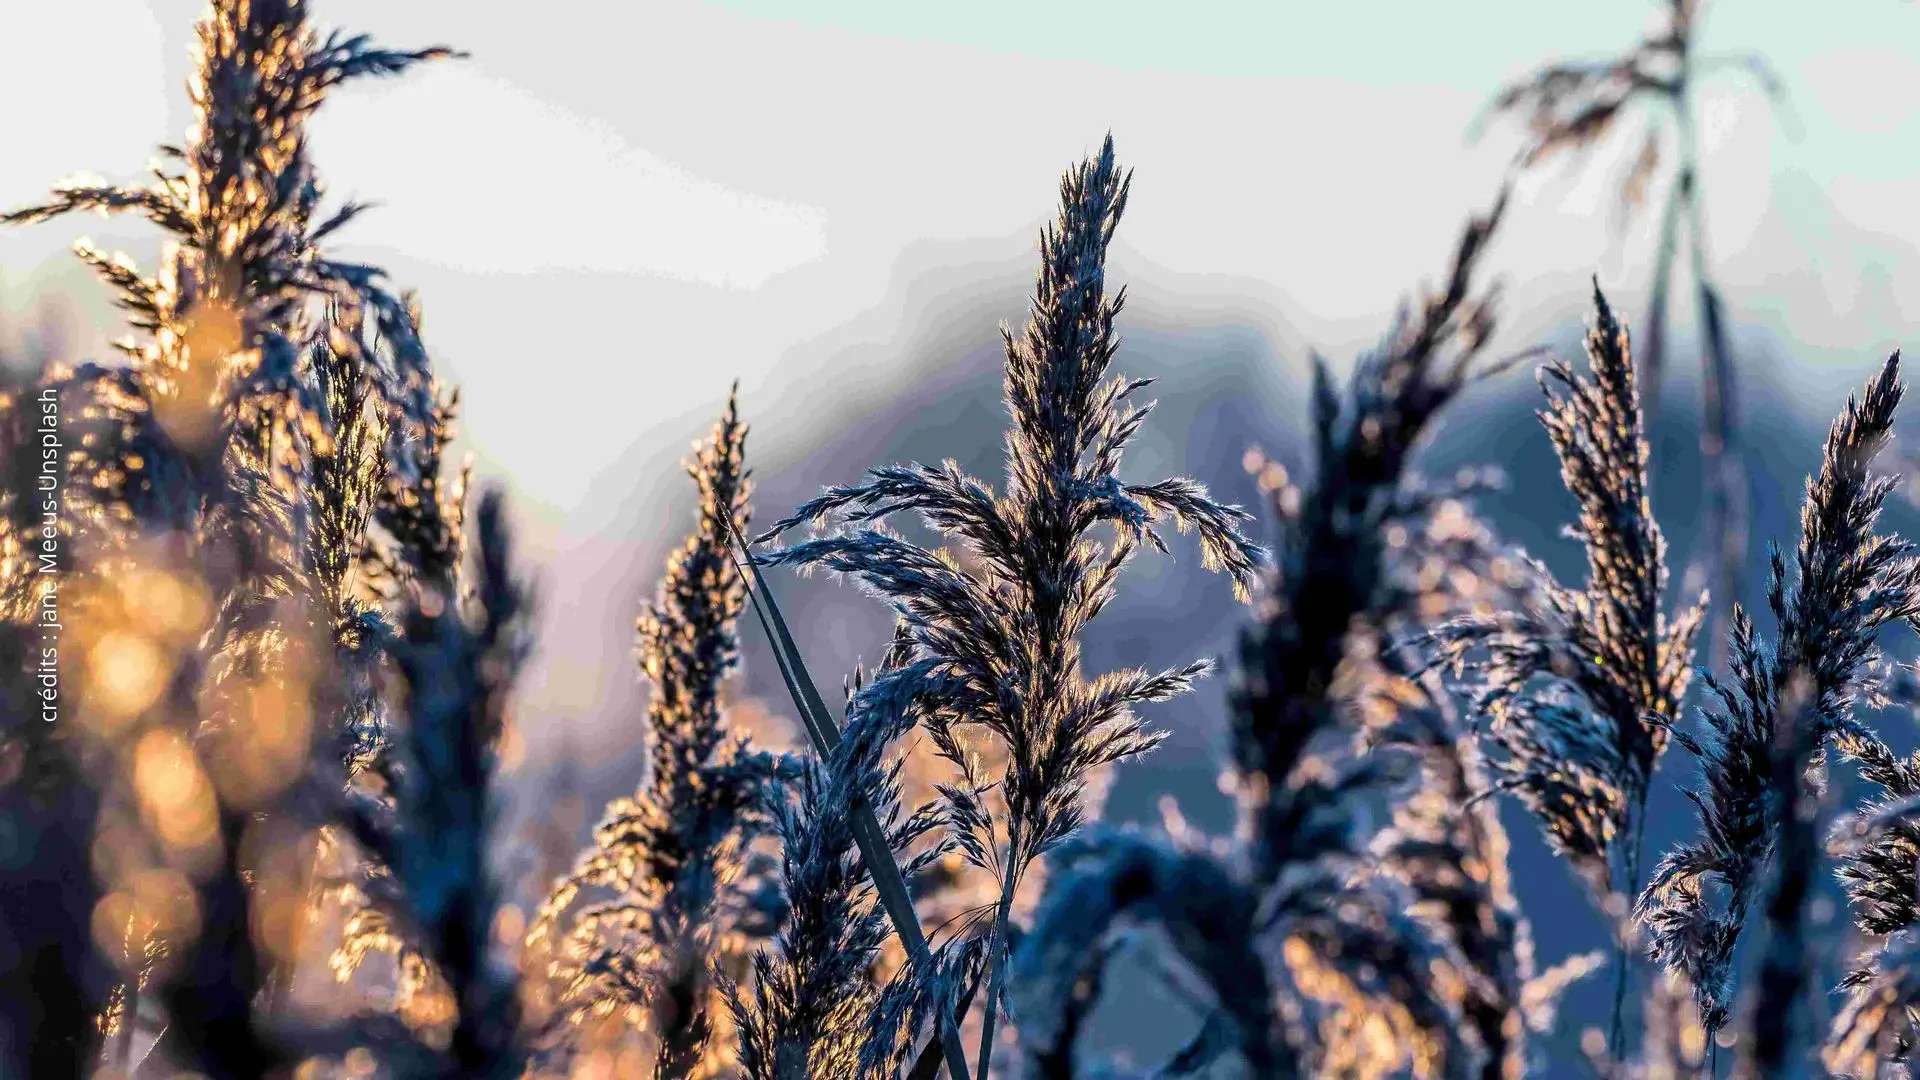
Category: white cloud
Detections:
[{"x1": 309, "y1": 66, "x2": 828, "y2": 289}]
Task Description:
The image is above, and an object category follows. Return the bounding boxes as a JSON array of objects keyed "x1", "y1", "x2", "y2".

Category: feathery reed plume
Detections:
[
  {"x1": 1641, "y1": 352, "x2": 1918, "y2": 1041},
  {"x1": 757, "y1": 135, "x2": 1261, "y2": 1077},
  {"x1": 530, "y1": 391, "x2": 793, "y2": 1075},
  {"x1": 1235, "y1": 188, "x2": 1511, "y2": 887},
  {"x1": 306, "y1": 302, "x2": 394, "y2": 779},
  {"x1": 721, "y1": 661, "x2": 955, "y2": 1079},
  {"x1": 3, "y1": 0, "x2": 457, "y2": 535},
  {"x1": 3, "y1": 2, "x2": 458, "y2": 1073},
  {"x1": 1433, "y1": 286, "x2": 1700, "y2": 893},
  {"x1": 729, "y1": 537, "x2": 975, "y2": 1080},
  {"x1": 1011, "y1": 196, "x2": 1535, "y2": 1079},
  {"x1": 1369, "y1": 662, "x2": 1604, "y2": 1080},
  {"x1": 324, "y1": 364, "x2": 474, "y2": 1048},
  {"x1": 1225, "y1": 198, "x2": 1525, "y2": 1080},
  {"x1": 1823, "y1": 722, "x2": 1920, "y2": 1072},
  {"x1": 1476, "y1": 0, "x2": 1791, "y2": 668},
  {"x1": 1814, "y1": 359, "x2": 1920, "y2": 1075},
  {"x1": 864, "y1": 929, "x2": 984, "y2": 1080},
  {"x1": 1831, "y1": 732, "x2": 1920, "y2": 939},
  {"x1": 1638, "y1": 605, "x2": 1777, "y2": 1046},
  {"x1": 1429, "y1": 286, "x2": 1702, "y2": 1055},
  {"x1": 348, "y1": 488, "x2": 530, "y2": 1077}
]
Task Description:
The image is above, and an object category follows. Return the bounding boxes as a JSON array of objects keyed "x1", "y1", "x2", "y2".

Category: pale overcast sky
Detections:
[{"x1": 3, "y1": 0, "x2": 1915, "y2": 521}]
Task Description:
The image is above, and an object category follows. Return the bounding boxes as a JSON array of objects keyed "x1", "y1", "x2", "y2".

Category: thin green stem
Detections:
[
  {"x1": 974, "y1": 831, "x2": 1022, "y2": 1080},
  {"x1": 1640, "y1": 180, "x2": 1684, "y2": 426},
  {"x1": 1608, "y1": 785, "x2": 1651, "y2": 1061},
  {"x1": 1670, "y1": 40, "x2": 1744, "y2": 676}
]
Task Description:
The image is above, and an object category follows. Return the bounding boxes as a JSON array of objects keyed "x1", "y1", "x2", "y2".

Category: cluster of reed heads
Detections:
[{"x1": 2, "y1": 2, "x2": 1917, "y2": 1079}]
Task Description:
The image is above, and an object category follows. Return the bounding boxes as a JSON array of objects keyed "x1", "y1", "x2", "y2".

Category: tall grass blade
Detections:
[{"x1": 725, "y1": 520, "x2": 973, "y2": 1080}]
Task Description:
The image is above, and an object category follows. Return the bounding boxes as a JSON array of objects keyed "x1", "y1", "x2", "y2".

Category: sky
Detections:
[
  {"x1": 2, "y1": 0, "x2": 1917, "y2": 738},
  {"x1": 4, "y1": 1, "x2": 1916, "y2": 513}
]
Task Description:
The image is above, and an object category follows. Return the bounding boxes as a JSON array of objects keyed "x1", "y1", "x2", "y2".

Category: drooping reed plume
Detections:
[
  {"x1": 756, "y1": 135, "x2": 1262, "y2": 1077},
  {"x1": 529, "y1": 392, "x2": 793, "y2": 1076},
  {"x1": 1640, "y1": 353, "x2": 1920, "y2": 1044},
  {"x1": 721, "y1": 659, "x2": 957, "y2": 1079},
  {"x1": 1477, "y1": 0, "x2": 1791, "y2": 669},
  {"x1": 1009, "y1": 193, "x2": 1600, "y2": 1079}
]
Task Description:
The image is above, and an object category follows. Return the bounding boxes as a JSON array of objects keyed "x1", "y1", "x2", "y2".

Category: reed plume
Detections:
[
  {"x1": 756, "y1": 134, "x2": 1261, "y2": 1077},
  {"x1": 2, "y1": 2, "x2": 458, "y2": 1074},
  {"x1": 333, "y1": 488, "x2": 532, "y2": 1077},
  {"x1": 721, "y1": 660, "x2": 956, "y2": 1079},
  {"x1": 1429, "y1": 285, "x2": 1703, "y2": 1057},
  {"x1": 1010, "y1": 195, "x2": 1573, "y2": 1080},
  {"x1": 529, "y1": 392, "x2": 794, "y2": 1076},
  {"x1": 1477, "y1": 0, "x2": 1792, "y2": 671},
  {"x1": 1432, "y1": 286, "x2": 1701, "y2": 900},
  {"x1": 1640, "y1": 352, "x2": 1918, "y2": 1041}
]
